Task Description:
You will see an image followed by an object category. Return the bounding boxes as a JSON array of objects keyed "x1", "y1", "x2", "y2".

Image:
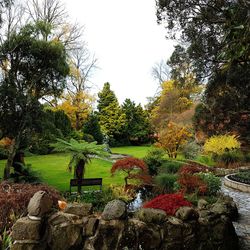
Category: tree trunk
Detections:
[
  {"x1": 75, "y1": 159, "x2": 85, "y2": 193},
  {"x1": 3, "y1": 136, "x2": 20, "y2": 180}
]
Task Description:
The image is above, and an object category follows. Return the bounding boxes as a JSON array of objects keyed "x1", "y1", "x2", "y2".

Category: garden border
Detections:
[{"x1": 224, "y1": 174, "x2": 250, "y2": 193}]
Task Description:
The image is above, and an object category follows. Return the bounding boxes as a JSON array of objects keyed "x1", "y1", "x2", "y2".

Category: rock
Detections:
[
  {"x1": 64, "y1": 203, "x2": 93, "y2": 217},
  {"x1": 84, "y1": 219, "x2": 125, "y2": 250},
  {"x1": 48, "y1": 211, "x2": 82, "y2": 226},
  {"x1": 136, "y1": 208, "x2": 167, "y2": 224},
  {"x1": 48, "y1": 212, "x2": 83, "y2": 250},
  {"x1": 12, "y1": 217, "x2": 42, "y2": 241},
  {"x1": 215, "y1": 195, "x2": 238, "y2": 219},
  {"x1": 102, "y1": 200, "x2": 127, "y2": 220},
  {"x1": 11, "y1": 241, "x2": 44, "y2": 250},
  {"x1": 27, "y1": 191, "x2": 53, "y2": 218},
  {"x1": 175, "y1": 206, "x2": 199, "y2": 221},
  {"x1": 198, "y1": 199, "x2": 208, "y2": 210},
  {"x1": 84, "y1": 217, "x2": 99, "y2": 237},
  {"x1": 163, "y1": 216, "x2": 183, "y2": 241}
]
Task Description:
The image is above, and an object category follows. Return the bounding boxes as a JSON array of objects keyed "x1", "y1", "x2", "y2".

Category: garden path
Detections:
[{"x1": 221, "y1": 180, "x2": 250, "y2": 250}]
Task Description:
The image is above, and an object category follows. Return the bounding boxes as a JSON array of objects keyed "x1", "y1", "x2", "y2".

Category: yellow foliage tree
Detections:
[
  {"x1": 204, "y1": 135, "x2": 241, "y2": 156},
  {"x1": 156, "y1": 122, "x2": 192, "y2": 158},
  {"x1": 151, "y1": 80, "x2": 200, "y2": 129},
  {"x1": 56, "y1": 91, "x2": 94, "y2": 130}
]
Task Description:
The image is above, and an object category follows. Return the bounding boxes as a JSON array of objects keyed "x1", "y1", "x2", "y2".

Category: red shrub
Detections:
[
  {"x1": 178, "y1": 174, "x2": 207, "y2": 195},
  {"x1": 178, "y1": 164, "x2": 208, "y2": 175},
  {"x1": 143, "y1": 193, "x2": 192, "y2": 215},
  {"x1": 0, "y1": 181, "x2": 62, "y2": 232},
  {"x1": 111, "y1": 157, "x2": 151, "y2": 186}
]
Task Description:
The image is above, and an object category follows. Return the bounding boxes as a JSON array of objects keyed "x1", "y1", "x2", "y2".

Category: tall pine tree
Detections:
[{"x1": 97, "y1": 83, "x2": 126, "y2": 146}]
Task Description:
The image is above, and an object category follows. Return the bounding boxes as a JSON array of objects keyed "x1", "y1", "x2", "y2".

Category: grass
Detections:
[{"x1": 0, "y1": 146, "x2": 152, "y2": 192}]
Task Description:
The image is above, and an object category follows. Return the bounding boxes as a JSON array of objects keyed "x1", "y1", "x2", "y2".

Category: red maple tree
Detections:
[{"x1": 111, "y1": 157, "x2": 151, "y2": 187}]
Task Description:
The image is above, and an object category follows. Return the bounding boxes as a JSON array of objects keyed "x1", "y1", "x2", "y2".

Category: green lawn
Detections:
[{"x1": 0, "y1": 146, "x2": 152, "y2": 192}]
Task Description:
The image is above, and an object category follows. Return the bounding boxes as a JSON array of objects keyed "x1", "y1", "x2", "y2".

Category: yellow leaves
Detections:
[
  {"x1": 55, "y1": 91, "x2": 94, "y2": 130},
  {"x1": 156, "y1": 122, "x2": 192, "y2": 158},
  {"x1": 204, "y1": 135, "x2": 241, "y2": 155},
  {"x1": 0, "y1": 137, "x2": 12, "y2": 148}
]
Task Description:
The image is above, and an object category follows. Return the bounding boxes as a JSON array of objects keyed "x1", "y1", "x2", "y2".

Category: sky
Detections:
[{"x1": 64, "y1": 0, "x2": 175, "y2": 105}]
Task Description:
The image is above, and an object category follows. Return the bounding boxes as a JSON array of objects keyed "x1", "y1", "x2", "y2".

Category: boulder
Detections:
[
  {"x1": 27, "y1": 191, "x2": 53, "y2": 219},
  {"x1": 175, "y1": 206, "x2": 199, "y2": 221},
  {"x1": 84, "y1": 217, "x2": 99, "y2": 237},
  {"x1": 12, "y1": 217, "x2": 42, "y2": 241},
  {"x1": 136, "y1": 208, "x2": 167, "y2": 224},
  {"x1": 102, "y1": 200, "x2": 127, "y2": 220},
  {"x1": 47, "y1": 212, "x2": 83, "y2": 250},
  {"x1": 198, "y1": 199, "x2": 208, "y2": 210},
  {"x1": 64, "y1": 203, "x2": 93, "y2": 217}
]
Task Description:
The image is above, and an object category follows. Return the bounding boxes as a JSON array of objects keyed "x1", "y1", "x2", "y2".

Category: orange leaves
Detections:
[
  {"x1": 156, "y1": 122, "x2": 192, "y2": 158},
  {"x1": 111, "y1": 157, "x2": 151, "y2": 186}
]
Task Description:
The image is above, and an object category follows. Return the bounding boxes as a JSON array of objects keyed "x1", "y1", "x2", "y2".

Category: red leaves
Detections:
[
  {"x1": 178, "y1": 164, "x2": 208, "y2": 195},
  {"x1": 111, "y1": 157, "x2": 148, "y2": 174},
  {"x1": 0, "y1": 182, "x2": 62, "y2": 232},
  {"x1": 111, "y1": 157, "x2": 151, "y2": 186},
  {"x1": 143, "y1": 193, "x2": 192, "y2": 215}
]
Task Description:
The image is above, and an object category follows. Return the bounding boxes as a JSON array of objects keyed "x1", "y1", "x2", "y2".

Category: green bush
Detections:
[
  {"x1": 82, "y1": 133, "x2": 95, "y2": 143},
  {"x1": 196, "y1": 172, "x2": 221, "y2": 196},
  {"x1": 217, "y1": 150, "x2": 244, "y2": 167},
  {"x1": 181, "y1": 141, "x2": 201, "y2": 160},
  {"x1": 244, "y1": 152, "x2": 250, "y2": 162},
  {"x1": 155, "y1": 173, "x2": 178, "y2": 193},
  {"x1": 10, "y1": 164, "x2": 42, "y2": 183},
  {"x1": 143, "y1": 148, "x2": 165, "y2": 176},
  {"x1": 0, "y1": 147, "x2": 8, "y2": 160},
  {"x1": 162, "y1": 161, "x2": 183, "y2": 174},
  {"x1": 195, "y1": 155, "x2": 215, "y2": 167}
]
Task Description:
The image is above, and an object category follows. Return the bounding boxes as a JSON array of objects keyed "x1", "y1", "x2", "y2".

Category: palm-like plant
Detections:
[{"x1": 52, "y1": 138, "x2": 110, "y2": 192}]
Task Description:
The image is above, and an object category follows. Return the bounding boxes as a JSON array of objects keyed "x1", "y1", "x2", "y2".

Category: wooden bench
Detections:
[{"x1": 69, "y1": 178, "x2": 103, "y2": 194}]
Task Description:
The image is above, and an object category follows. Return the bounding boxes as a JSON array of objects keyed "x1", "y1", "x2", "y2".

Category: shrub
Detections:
[
  {"x1": 111, "y1": 157, "x2": 151, "y2": 186},
  {"x1": 162, "y1": 161, "x2": 183, "y2": 174},
  {"x1": 143, "y1": 148, "x2": 165, "y2": 176},
  {"x1": 229, "y1": 170, "x2": 250, "y2": 185},
  {"x1": 0, "y1": 182, "x2": 62, "y2": 232},
  {"x1": 178, "y1": 174, "x2": 207, "y2": 195},
  {"x1": 217, "y1": 151, "x2": 244, "y2": 168},
  {"x1": 244, "y1": 153, "x2": 250, "y2": 162},
  {"x1": 10, "y1": 163, "x2": 41, "y2": 183},
  {"x1": 143, "y1": 193, "x2": 192, "y2": 215},
  {"x1": 155, "y1": 174, "x2": 178, "y2": 193},
  {"x1": 204, "y1": 135, "x2": 241, "y2": 156},
  {"x1": 82, "y1": 133, "x2": 95, "y2": 143},
  {"x1": 181, "y1": 141, "x2": 201, "y2": 159},
  {"x1": 178, "y1": 164, "x2": 209, "y2": 175},
  {"x1": 196, "y1": 172, "x2": 221, "y2": 195}
]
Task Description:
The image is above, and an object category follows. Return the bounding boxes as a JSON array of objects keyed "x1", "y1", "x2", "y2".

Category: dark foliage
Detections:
[{"x1": 0, "y1": 182, "x2": 62, "y2": 232}]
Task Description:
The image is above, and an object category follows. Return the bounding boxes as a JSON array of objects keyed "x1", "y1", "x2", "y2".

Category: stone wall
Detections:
[{"x1": 11, "y1": 192, "x2": 239, "y2": 250}]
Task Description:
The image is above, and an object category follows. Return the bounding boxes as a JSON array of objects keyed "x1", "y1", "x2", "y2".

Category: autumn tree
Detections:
[
  {"x1": 111, "y1": 157, "x2": 151, "y2": 187},
  {"x1": 97, "y1": 82, "x2": 126, "y2": 145},
  {"x1": 156, "y1": 0, "x2": 250, "y2": 148},
  {"x1": 156, "y1": 122, "x2": 192, "y2": 158},
  {"x1": 0, "y1": 22, "x2": 69, "y2": 179}
]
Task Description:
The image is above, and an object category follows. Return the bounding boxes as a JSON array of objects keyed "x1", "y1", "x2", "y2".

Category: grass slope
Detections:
[{"x1": 0, "y1": 146, "x2": 152, "y2": 192}]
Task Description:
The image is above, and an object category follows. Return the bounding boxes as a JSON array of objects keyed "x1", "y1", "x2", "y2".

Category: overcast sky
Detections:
[{"x1": 64, "y1": 0, "x2": 175, "y2": 105}]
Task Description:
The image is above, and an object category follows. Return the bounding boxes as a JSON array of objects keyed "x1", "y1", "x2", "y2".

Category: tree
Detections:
[
  {"x1": 52, "y1": 138, "x2": 109, "y2": 193},
  {"x1": 122, "y1": 99, "x2": 151, "y2": 144},
  {"x1": 0, "y1": 22, "x2": 69, "y2": 179},
  {"x1": 56, "y1": 91, "x2": 94, "y2": 130},
  {"x1": 97, "y1": 82, "x2": 126, "y2": 145},
  {"x1": 156, "y1": 122, "x2": 192, "y2": 158},
  {"x1": 82, "y1": 112, "x2": 103, "y2": 144},
  {"x1": 151, "y1": 80, "x2": 195, "y2": 129},
  {"x1": 156, "y1": 0, "x2": 250, "y2": 78},
  {"x1": 111, "y1": 157, "x2": 151, "y2": 187}
]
